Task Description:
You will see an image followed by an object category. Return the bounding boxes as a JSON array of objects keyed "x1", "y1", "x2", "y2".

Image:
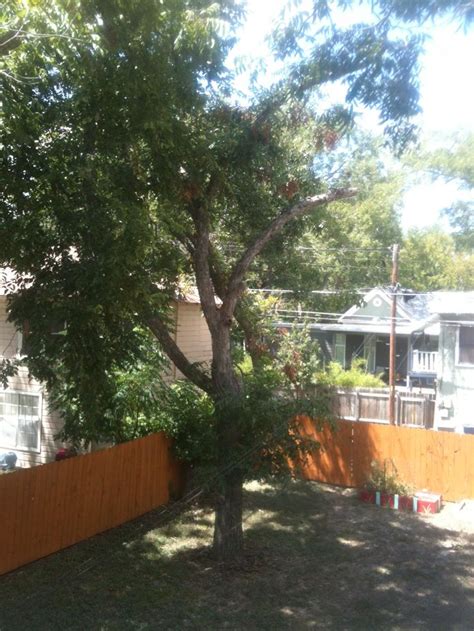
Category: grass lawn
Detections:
[{"x1": 1, "y1": 479, "x2": 474, "y2": 630}]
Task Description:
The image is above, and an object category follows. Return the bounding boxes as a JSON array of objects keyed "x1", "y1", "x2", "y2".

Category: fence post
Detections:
[
  {"x1": 355, "y1": 391, "x2": 360, "y2": 422},
  {"x1": 395, "y1": 392, "x2": 401, "y2": 426}
]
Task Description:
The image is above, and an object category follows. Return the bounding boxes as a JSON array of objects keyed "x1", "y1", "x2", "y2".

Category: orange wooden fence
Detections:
[
  {"x1": 3, "y1": 420, "x2": 474, "y2": 577},
  {"x1": 296, "y1": 417, "x2": 474, "y2": 502},
  {"x1": 0, "y1": 433, "x2": 183, "y2": 576}
]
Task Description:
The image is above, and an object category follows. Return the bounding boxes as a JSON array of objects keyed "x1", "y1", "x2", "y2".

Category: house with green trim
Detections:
[
  {"x1": 276, "y1": 287, "x2": 439, "y2": 388},
  {"x1": 276, "y1": 287, "x2": 474, "y2": 432}
]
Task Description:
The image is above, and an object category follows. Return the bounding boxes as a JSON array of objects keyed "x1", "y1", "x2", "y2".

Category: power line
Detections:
[
  {"x1": 272, "y1": 309, "x2": 413, "y2": 321},
  {"x1": 247, "y1": 287, "x2": 446, "y2": 297},
  {"x1": 219, "y1": 243, "x2": 392, "y2": 254},
  {"x1": 296, "y1": 246, "x2": 391, "y2": 253},
  {"x1": 249, "y1": 288, "x2": 370, "y2": 297}
]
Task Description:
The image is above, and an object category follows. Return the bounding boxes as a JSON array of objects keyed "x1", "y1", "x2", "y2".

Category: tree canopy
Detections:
[
  {"x1": 1, "y1": 0, "x2": 472, "y2": 561},
  {"x1": 400, "y1": 226, "x2": 474, "y2": 291},
  {"x1": 411, "y1": 134, "x2": 474, "y2": 251}
]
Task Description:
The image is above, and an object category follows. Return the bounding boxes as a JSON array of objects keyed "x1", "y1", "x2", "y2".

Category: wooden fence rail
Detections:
[
  {"x1": 330, "y1": 388, "x2": 435, "y2": 428},
  {"x1": 297, "y1": 417, "x2": 474, "y2": 502},
  {"x1": 2, "y1": 418, "x2": 473, "y2": 578},
  {"x1": 0, "y1": 433, "x2": 183, "y2": 577}
]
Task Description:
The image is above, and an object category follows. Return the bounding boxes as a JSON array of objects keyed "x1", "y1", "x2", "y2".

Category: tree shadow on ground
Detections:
[{"x1": 1, "y1": 480, "x2": 473, "y2": 630}]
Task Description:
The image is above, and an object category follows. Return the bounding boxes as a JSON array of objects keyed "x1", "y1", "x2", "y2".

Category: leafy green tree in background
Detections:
[
  {"x1": 400, "y1": 227, "x2": 474, "y2": 291},
  {"x1": 288, "y1": 135, "x2": 403, "y2": 312},
  {"x1": 1, "y1": 0, "x2": 472, "y2": 561},
  {"x1": 414, "y1": 134, "x2": 474, "y2": 252},
  {"x1": 399, "y1": 134, "x2": 474, "y2": 290}
]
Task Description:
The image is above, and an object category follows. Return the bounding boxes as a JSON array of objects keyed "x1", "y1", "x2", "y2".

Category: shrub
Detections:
[
  {"x1": 151, "y1": 380, "x2": 217, "y2": 466},
  {"x1": 365, "y1": 460, "x2": 412, "y2": 495},
  {"x1": 315, "y1": 358, "x2": 385, "y2": 388}
]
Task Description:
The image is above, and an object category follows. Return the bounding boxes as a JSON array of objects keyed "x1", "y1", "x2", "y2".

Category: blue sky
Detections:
[{"x1": 227, "y1": 1, "x2": 474, "y2": 232}]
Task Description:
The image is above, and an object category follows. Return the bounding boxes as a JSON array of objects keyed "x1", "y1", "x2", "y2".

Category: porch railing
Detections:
[{"x1": 411, "y1": 350, "x2": 438, "y2": 374}]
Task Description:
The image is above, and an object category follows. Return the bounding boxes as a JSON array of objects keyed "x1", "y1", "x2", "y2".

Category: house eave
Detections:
[
  {"x1": 275, "y1": 319, "x2": 440, "y2": 337},
  {"x1": 274, "y1": 321, "x2": 413, "y2": 335}
]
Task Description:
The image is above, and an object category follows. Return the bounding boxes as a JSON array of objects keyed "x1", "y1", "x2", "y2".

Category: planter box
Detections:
[
  {"x1": 413, "y1": 492, "x2": 442, "y2": 514},
  {"x1": 359, "y1": 490, "x2": 441, "y2": 513},
  {"x1": 359, "y1": 489, "x2": 413, "y2": 511}
]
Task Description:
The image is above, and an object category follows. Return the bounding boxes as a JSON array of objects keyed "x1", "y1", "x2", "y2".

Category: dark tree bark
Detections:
[
  {"x1": 213, "y1": 469, "x2": 244, "y2": 562},
  {"x1": 147, "y1": 314, "x2": 213, "y2": 394}
]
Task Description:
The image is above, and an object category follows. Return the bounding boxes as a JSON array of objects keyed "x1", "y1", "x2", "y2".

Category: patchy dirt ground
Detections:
[
  {"x1": 430, "y1": 499, "x2": 474, "y2": 535},
  {"x1": 1, "y1": 480, "x2": 474, "y2": 630}
]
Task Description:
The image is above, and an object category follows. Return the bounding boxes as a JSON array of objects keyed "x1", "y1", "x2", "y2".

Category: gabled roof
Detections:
[
  {"x1": 340, "y1": 286, "x2": 461, "y2": 322},
  {"x1": 331, "y1": 287, "x2": 474, "y2": 333},
  {"x1": 275, "y1": 286, "x2": 473, "y2": 337},
  {"x1": 340, "y1": 287, "x2": 415, "y2": 323}
]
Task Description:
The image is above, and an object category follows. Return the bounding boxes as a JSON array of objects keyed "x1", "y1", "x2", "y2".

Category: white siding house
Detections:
[
  {"x1": 0, "y1": 292, "x2": 213, "y2": 468},
  {"x1": 169, "y1": 292, "x2": 214, "y2": 380},
  {"x1": 433, "y1": 292, "x2": 474, "y2": 434},
  {"x1": 0, "y1": 297, "x2": 65, "y2": 468}
]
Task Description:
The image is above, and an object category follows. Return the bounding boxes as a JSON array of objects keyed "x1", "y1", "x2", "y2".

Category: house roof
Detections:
[
  {"x1": 1, "y1": 268, "x2": 214, "y2": 308},
  {"x1": 274, "y1": 319, "x2": 440, "y2": 336},
  {"x1": 174, "y1": 286, "x2": 222, "y2": 306},
  {"x1": 274, "y1": 320, "x2": 415, "y2": 335},
  {"x1": 429, "y1": 291, "x2": 474, "y2": 316},
  {"x1": 341, "y1": 287, "x2": 415, "y2": 323},
  {"x1": 174, "y1": 286, "x2": 202, "y2": 304},
  {"x1": 339, "y1": 287, "x2": 474, "y2": 326},
  {"x1": 340, "y1": 286, "x2": 437, "y2": 323},
  {"x1": 275, "y1": 286, "x2": 474, "y2": 337}
]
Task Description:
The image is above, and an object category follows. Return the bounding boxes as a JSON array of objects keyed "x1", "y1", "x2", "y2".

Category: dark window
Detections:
[{"x1": 459, "y1": 326, "x2": 474, "y2": 365}]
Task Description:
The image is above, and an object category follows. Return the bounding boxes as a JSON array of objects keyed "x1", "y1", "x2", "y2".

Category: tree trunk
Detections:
[
  {"x1": 213, "y1": 469, "x2": 244, "y2": 562},
  {"x1": 211, "y1": 322, "x2": 245, "y2": 562}
]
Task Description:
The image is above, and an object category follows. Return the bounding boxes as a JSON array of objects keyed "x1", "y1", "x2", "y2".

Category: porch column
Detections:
[{"x1": 407, "y1": 334, "x2": 413, "y2": 390}]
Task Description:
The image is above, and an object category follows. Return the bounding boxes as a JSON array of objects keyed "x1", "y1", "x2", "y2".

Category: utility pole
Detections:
[{"x1": 389, "y1": 244, "x2": 400, "y2": 424}]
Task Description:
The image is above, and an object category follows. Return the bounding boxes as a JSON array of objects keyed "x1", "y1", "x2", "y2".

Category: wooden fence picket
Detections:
[
  {"x1": 0, "y1": 433, "x2": 183, "y2": 577},
  {"x1": 298, "y1": 418, "x2": 474, "y2": 502}
]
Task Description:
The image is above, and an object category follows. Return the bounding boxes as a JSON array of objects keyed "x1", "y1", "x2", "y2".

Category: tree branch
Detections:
[
  {"x1": 208, "y1": 246, "x2": 271, "y2": 368},
  {"x1": 221, "y1": 188, "x2": 357, "y2": 319},
  {"x1": 0, "y1": 30, "x2": 23, "y2": 56},
  {"x1": 189, "y1": 202, "x2": 220, "y2": 333},
  {"x1": 147, "y1": 314, "x2": 213, "y2": 394}
]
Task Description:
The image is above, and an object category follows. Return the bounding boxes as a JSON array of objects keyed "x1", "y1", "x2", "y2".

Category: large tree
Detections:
[
  {"x1": 399, "y1": 227, "x2": 474, "y2": 291},
  {"x1": 413, "y1": 134, "x2": 474, "y2": 251},
  {"x1": 1, "y1": 0, "x2": 472, "y2": 561}
]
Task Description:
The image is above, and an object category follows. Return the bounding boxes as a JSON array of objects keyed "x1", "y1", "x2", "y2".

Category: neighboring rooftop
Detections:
[
  {"x1": 274, "y1": 287, "x2": 474, "y2": 335},
  {"x1": 343, "y1": 287, "x2": 474, "y2": 321},
  {"x1": 430, "y1": 291, "x2": 474, "y2": 316}
]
